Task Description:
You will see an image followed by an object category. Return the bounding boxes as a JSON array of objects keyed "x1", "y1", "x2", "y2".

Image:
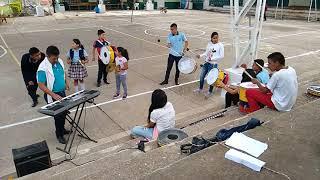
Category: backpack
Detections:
[{"x1": 69, "y1": 48, "x2": 85, "y2": 62}]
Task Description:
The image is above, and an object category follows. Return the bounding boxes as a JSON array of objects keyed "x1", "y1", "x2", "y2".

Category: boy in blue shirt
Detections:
[
  {"x1": 37, "y1": 46, "x2": 70, "y2": 144},
  {"x1": 253, "y1": 59, "x2": 269, "y2": 84}
]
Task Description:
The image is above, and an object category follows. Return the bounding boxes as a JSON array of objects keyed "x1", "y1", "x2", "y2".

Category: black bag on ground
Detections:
[{"x1": 180, "y1": 136, "x2": 216, "y2": 154}]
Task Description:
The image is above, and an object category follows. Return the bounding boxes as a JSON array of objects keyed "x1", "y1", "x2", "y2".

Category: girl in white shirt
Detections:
[
  {"x1": 113, "y1": 47, "x2": 129, "y2": 99},
  {"x1": 194, "y1": 32, "x2": 224, "y2": 97},
  {"x1": 131, "y1": 89, "x2": 175, "y2": 140}
]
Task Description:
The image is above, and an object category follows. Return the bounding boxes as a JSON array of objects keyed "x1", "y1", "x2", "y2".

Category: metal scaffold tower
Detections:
[
  {"x1": 308, "y1": 0, "x2": 318, "y2": 22},
  {"x1": 230, "y1": 0, "x2": 267, "y2": 68}
]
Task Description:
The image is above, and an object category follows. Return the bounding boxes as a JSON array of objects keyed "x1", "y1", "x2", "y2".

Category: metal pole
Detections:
[
  {"x1": 308, "y1": 0, "x2": 314, "y2": 22},
  {"x1": 275, "y1": 0, "x2": 280, "y2": 18},
  {"x1": 131, "y1": 1, "x2": 134, "y2": 23},
  {"x1": 281, "y1": 0, "x2": 283, "y2": 20}
]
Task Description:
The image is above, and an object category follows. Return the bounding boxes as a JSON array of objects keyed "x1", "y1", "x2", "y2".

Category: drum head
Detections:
[
  {"x1": 239, "y1": 82, "x2": 259, "y2": 89},
  {"x1": 206, "y1": 68, "x2": 219, "y2": 85},
  {"x1": 99, "y1": 46, "x2": 110, "y2": 64},
  {"x1": 178, "y1": 56, "x2": 196, "y2": 74}
]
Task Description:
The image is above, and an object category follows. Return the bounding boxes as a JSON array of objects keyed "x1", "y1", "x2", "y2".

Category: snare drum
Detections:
[
  {"x1": 178, "y1": 56, "x2": 197, "y2": 74},
  {"x1": 239, "y1": 82, "x2": 259, "y2": 102},
  {"x1": 206, "y1": 68, "x2": 225, "y2": 86}
]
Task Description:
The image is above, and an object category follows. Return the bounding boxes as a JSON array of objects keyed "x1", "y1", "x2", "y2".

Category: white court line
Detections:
[
  {"x1": 1, "y1": 49, "x2": 320, "y2": 130},
  {"x1": 0, "y1": 33, "x2": 20, "y2": 66},
  {"x1": 86, "y1": 54, "x2": 168, "y2": 68},
  {"x1": 0, "y1": 80, "x2": 199, "y2": 130},
  {"x1": 1, "y1": 26, "x2": 102, "y2": 35},
  {"x1": 0, "y1": 45, "x2": 8, "y2": 58}
]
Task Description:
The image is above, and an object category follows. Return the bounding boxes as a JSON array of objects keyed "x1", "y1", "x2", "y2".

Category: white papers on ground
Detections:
[
  {"x1": 225, "y1": 149, "x2": 266, "y2": 172},
  {"x1": 225, "y1": 132, "x2": 268, "y2": 158}
]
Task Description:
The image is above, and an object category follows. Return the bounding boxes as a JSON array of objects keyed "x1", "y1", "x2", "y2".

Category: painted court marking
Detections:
[
  {"x1": 0, "y1": 33, "x2": 20, "y2": 66},
  {"x1": 0, "y1": 45, "x2": 7, "y2": 58},
  {"x1": 0, "y1": 49, "x2": 320, "y2": 130}
]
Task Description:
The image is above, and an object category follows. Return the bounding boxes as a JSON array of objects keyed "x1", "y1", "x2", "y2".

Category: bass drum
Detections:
[
  {"x1": 178, "y1": 56, "x2": 197, "y2": 74},
  {"x1": 107, "y1": 46, "x2": 117, "y2": 72}
]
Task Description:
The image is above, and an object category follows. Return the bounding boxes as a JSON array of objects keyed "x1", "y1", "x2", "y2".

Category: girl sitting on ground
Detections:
[{"x1": 131, "y1": 89, "x2": 175, "y2": 140}]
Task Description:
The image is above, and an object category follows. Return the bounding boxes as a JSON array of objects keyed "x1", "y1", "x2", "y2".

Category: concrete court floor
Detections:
[{"x1": 0, "y1": 10, "x2": 320, "y2": 176}]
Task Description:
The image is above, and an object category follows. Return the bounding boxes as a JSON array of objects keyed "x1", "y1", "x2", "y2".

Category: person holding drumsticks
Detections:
[
  {"x1": 160, "y1": 23, "x2": 189, "y2": 86},
  {"x1": 194, "y1": 32, "x2": 224, "y2": 98},
  {"x1": 246, "y1": 52, "x2": 298, "y2": 113}
]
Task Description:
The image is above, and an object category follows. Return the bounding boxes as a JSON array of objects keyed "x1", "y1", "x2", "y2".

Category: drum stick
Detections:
[
  {"x1": 255, "y1": 62, "x2": 266, "y2": 71},
  {"x1": 243, "y1": 69, "x2": 254, "y2": 79}
]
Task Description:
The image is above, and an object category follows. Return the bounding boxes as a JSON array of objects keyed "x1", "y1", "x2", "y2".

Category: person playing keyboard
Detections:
[{"x1": 37, "y1": 46, "x2": 71, "y2": 144}]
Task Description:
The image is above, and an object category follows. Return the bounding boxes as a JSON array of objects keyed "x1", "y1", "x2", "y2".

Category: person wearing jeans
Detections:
[
  {"x1": 113, "y1": 47, "x2": 129, "y2": 99},
  {"x1": 131, "y1": 89, "x2": 175, "y2": 140},
  {"x1": 195, "y1": 32, "x2": 224, "y2": 97}
]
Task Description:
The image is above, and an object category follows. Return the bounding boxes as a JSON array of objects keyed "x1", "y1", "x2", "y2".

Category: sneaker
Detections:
[
  {"x1": 175, "y1": 80, "x2": 179, "y2": 85},
  {"x1": 204, "y1": 92, "x2": 213, "y2": 99},
  {"x1": 122, "y1": 94, "x2": 127, "y2": 99},
  {"x1": 193, "y1": 89, "x2": 203, "y2": 93},
  {"x1": 113, "y1": 93, "x2": 121, "y2": 99},
  {"x1": 97, "y1": 82, "x2": 101, "y2": 87},
  {"x1": 31, "y1": 101, "x2": 38, "y2": 107},
  {"x1": 104, "y1": 80, "x2": 110, "y2": 85},
  {"x1": 57, "y1": 136, "x2": 66, "y2": 144},
  {"x1": 159, "y1": 81, "x2": 168, "y2": 85}
]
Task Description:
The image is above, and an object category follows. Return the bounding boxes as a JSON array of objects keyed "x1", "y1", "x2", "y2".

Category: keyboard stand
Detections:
[{"x1": 56, "y1": 101, "x2": 97, "y2": 155}]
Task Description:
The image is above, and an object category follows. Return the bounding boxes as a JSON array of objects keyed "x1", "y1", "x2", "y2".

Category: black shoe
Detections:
[
  {"x1": 104, "y1": 81, "x2": 110, "y2": 84},
  {"x1": 31, "y1": 101, "x2": 38, "y2": 107},
  {"x1": 63, "y1": 129, "x2": 72, "y2": 135},
  {"x1": 175, "y1": 81, "x2": 179, "y2": 85},
  {"x1": 97, "y1": 82, "x2": 101, "y2": 87},
  {"x1": 57, "y1": 136, "x2": 66, "y2": 144},
  {"x1": 159, "y1": 81, "x2": 168, "y2": 85},
  {"x1": 36, "y1": 94, "x2": 40, "y2": 98}
]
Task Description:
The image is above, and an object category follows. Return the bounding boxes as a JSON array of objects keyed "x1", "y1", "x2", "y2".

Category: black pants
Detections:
[
  {"x1": 27, "y1": 83, "x2": 38, "y2": 102},
  {"x1": 264, "y1": 13, "x2": 267, "y2": 21},
  {"x1": 225, "y1": 92, "x2": 239, "y2": 108},
  {"x1": 164, "y1": 54, "x2": 182, "y2": 82},
  {"x1": 45, "y1": 91, "x2": 67, "y2": 138},
  {"x1": 97, "y1": 60, "x2": 108, "y2": 83}
]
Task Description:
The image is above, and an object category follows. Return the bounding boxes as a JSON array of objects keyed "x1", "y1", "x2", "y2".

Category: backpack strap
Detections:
[
  {"x1": 79, "y1": 49, "x2": 85, "y2": 60},
  {"x1": 69, "y1": 49, "x2": 74, "y2": 61}
]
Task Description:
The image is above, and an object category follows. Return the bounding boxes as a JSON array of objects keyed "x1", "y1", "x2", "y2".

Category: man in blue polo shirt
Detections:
[
  {"x1": 37, "y1": 46, "x2": 70, "y2": 144},
  {"x1": 160, "y1": 23, "x2": 189, "y2": 85}
]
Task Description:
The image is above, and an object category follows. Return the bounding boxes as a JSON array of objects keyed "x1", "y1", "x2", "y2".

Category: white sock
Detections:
[
  {"x1": 80, "y1": 83, "x2": 85, "y2": 91},
  {"x1": 75, "y1": 85, "x2": 79, "y2": 92}
]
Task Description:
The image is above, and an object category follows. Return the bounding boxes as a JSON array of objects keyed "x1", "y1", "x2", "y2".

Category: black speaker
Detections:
[{"x1": 12, "y1": 141, "x2": 52, "y2": 177}]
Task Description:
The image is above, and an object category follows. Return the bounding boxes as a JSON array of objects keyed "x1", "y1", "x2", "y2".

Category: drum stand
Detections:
[{"x1": 56, "y1": 101, "x2": 97, "y2": 155}]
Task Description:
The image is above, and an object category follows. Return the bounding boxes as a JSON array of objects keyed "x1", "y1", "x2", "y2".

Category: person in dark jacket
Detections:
[{"x1": 21, "y1": 47, "x2": 45, "y2": 107}]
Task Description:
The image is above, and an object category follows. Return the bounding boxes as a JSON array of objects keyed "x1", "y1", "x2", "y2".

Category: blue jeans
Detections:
[
  {"x1": 131, "y1": 126, "x2": 154, "y2": 139},
  {"x1": 199, "y1": 62, "x2": 218, "y2": 93},
  {"x1": 115, "y1": 74, "x2": 127, "y2": 94}
]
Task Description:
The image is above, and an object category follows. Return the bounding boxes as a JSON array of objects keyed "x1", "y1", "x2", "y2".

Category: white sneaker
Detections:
[
  {"x1": 204, "y1": 92, "x2": 213, "y2": 99},
  {"x1": 193, "y1": 89, "x2": 203, "y2": 93}
]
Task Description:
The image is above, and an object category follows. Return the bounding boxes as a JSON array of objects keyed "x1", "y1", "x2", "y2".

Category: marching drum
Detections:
[
  {"x1": 307, "y1": 85, "x2": 320, "y2": 97},
  {"x1": 106, "y1": 46, "x2": 117, "y2": 72},
  {"x1": 239, "y1": 82, "x2": 259, "y2": 103},
  {"x1": 100, "y1": 45, "x2": 116, "y2": 65},
  {"x1": 178, "y1": 56, "x2": 197, "y2": 74},
  {"x1": 206, "y1": 68, "x2": 225, "y2": 86}
]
